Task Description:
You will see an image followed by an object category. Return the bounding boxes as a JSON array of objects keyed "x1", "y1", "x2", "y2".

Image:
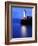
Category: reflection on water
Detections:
[
  {"x1": 11, "y1": 17, "x2": 32, "y2": 38},
  {"x1": 21, "y1": 26, "x2": 27, "y2": 37}
]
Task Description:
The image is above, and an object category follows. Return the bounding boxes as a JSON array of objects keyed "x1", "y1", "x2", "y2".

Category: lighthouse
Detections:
[{"x1": 21, "y1": 10, "x2": 27, "y2": 37}]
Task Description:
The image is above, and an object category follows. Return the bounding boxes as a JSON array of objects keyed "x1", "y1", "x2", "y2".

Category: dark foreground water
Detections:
[{"x1": 11, "y1": 18, "x2": 32, "y2": 38}]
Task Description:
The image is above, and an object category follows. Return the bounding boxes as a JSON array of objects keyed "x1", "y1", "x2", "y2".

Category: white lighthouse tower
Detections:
[{"x1": 23, "y1": 10, "x2": 27, "y2": 19}]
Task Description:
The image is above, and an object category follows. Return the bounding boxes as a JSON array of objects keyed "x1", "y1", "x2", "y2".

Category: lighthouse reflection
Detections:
[{"x1": 21, "y1": 25, "x2": 27, "y2": 37}]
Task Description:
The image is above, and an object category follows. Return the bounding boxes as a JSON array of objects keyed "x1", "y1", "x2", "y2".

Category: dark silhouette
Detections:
[{"x1": 21, "y1": 16, "x2": 32, "y2": 26}]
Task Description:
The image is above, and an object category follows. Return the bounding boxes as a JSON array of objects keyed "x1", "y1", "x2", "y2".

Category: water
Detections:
[{"x1": 11, "y1": 18, "x2": 32, "y2": 38}]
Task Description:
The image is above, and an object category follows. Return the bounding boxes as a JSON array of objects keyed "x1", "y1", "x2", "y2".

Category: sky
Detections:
[{"x1": 11, "y1": 7, "x2": 32, "y2": 19}]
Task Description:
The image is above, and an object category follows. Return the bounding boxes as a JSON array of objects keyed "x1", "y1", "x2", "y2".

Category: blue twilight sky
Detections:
[{"x1": 11, "y1": 7, "x2": 32, "y2": 19}]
